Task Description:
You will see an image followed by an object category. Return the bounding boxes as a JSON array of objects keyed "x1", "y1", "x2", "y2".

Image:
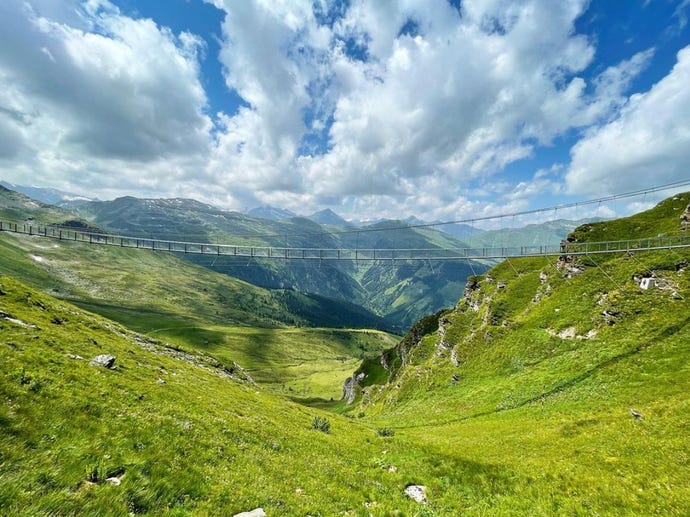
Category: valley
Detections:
[
  {"x1": 4, "y1": 1, "x2": 690, "y2": 514},
  {"x1": 1, "y1": 186, "x2": 689, "y2": 515}
]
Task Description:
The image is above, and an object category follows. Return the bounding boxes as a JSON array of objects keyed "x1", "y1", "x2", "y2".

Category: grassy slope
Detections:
[
  {"x1": 348, "y1": 193, "x2": 690, "y2": 514},
  {"x1": 3, "y1": 194, "x2": 690, "y2": 514},
  {"x1": 0, "y1": 276, "x2": 433, "y2": 515},
  {"x1": 468, "y1": 219, "x2": 588, "y2": 248},
  {"x1": 0, "y1": 232, "x2": 397, "y2": 399},
  {"x1": 65, "y1": 196, "x2": 486, "y2": 327},
  {"x1": 197, "y1": 326, "x2": 398, "y2": 400},
  {"x1": 0, "y1": 186, "x2": 78, "y2": 224}
]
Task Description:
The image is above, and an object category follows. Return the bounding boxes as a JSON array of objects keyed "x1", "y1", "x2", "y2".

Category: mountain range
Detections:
[
  {"x1": 57, "y1": 194, "x2": 483, "y2": 329},
  {"x1": 1, "y1": 185, "x2": 688, "y2": 514},
  {"x1": 0, "y1": 180, "x2": 94, "y2": 205}
]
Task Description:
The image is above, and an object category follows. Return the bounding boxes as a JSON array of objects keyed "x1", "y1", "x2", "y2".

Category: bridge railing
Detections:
[{"x1": 1, "y1": 219, "x2": 689, "y2": 260}]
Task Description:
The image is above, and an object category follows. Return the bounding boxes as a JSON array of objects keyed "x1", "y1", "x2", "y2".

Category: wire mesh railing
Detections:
[{"x1": 2, "y1": 220, "x2": 689, "y2": 261}]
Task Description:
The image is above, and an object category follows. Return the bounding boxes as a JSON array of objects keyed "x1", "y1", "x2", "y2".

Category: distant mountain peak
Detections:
[
  {"x1": 404, "y1": 215, "x2": 427, "y2": 226},
  {"x1": 247, "y1": 205, "x2": 297, "y2": 221},
  {"x1": 308, "y1": 208, "x2": 350, "y2": 226},
  {"x1": 0, "y1": 180, "x2": 94, "y2": 205}
]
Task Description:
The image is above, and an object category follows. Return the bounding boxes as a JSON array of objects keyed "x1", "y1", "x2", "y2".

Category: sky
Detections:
[{"x1": 1, "y1": 0, "x2": 690, "y2": 224}]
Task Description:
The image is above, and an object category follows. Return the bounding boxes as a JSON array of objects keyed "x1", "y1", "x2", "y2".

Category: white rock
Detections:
[
  {"x1": 639, "y1": 277, "x2": 656, "y2": 290},
  {"x1": 404, "y1": 484, "x2": 427, "y2": 504},
  {"x1": 89, "y1": 354, "x2": 116, "y2": 368},
  {"x1": 233, "y1": 509, "x2": 266, "y2": 517}
]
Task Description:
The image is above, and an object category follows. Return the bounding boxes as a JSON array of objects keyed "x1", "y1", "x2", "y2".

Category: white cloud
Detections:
[
  {"x1": 206, "y1": 0, "x2": 654, "y2": 218},
  {"x1": 206, "y1": 0, "x2": 332, "y2": 195},
  {"x1": 566, "y1": 45, "x2": 690, "y2": 196},
  {"x1": 0, "y1": 0, "x2": 676, "y2": 222},
  {"x1": 0, "y1": 0, "x2": 211, "y2": 194}
]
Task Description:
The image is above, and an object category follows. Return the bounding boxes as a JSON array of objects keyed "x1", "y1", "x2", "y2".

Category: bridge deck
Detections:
[{"x1": 2, "y1": 220, "x2": 690, "y2": 261}]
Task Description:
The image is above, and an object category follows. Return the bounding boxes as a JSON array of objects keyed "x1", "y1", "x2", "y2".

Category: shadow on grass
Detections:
[{"x1": 289, "y1": 397, "x2": 349, "y2": 411}]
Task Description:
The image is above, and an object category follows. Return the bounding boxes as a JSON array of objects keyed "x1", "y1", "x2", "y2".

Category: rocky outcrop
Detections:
[
  {"x1": 344, "y1": 310, "x2": 447, "y2": 404},
  {"x1": 435, "y1": 317, "x2": 451, "y2": 357},
  {"x1": 342, "y1": 372, "x2": 366, "y2": 404},
  {"x1": 398, "y1": 311, "x2": 445, "y2": 367},
  {"x1": 681, "y1": 203, "x2": 690, "y2": 231},
  {"x1": 463, "y1": 276, "x2": 480, "y2": 299},
  {"x1": 450, "y1": 347, "x2": 461, "y2": 366},
  {"x1": 556, "y1": 255, "x2": 585, "y2": 277},
  {"x1": 463, "y1": 276, "x2": 483, "y2": 312}
]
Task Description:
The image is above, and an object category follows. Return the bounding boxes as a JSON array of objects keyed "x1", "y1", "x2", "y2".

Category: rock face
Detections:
[
  {"x1": 435, "y1": 317, "x2": 452, "y2": 357},
  {"x1": 556, "y1": 255, "x2": 585, "y2": 277},
  {"x1": 89, "y1": 354, "x2": 116, "y2": 368},
  {"x1": 463, "y1": 277, "x2": 480, "y2": 300},
  {"x1": 681, "y1": 203, "x2": 690, "y2": 231},
  {"x1": 463, "y1": 277, "x2": 483, "y2": 312},
  {"x1": 450, "y1": 347, "x2": 461, "y2": 366},
  {"x1": 342, "y1": 372, "x2": 366, "y2": 404}
]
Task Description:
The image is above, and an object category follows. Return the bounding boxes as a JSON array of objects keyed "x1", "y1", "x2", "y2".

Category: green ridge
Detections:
[{"x1": 344, "y1": 193, "x2": 690, "y2": 514}]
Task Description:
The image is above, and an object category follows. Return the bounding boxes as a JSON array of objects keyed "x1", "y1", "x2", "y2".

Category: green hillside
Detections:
[
  {"x1": 0, "y1": 231, "x2": 398, "y2": 397},
  {"x1": 0, "y1": 276, "x2": 432, "y2": 515},
  {"x1": 468, "y1": 218, "x2": 598, "y2": 248},
  {"x1": 344, "y1": 192, "x2": 690, "y2": 514},
  {"x1": 0, "y1": 185, "x2": 87, "y2": 226},
  {"x1": 4, "y1": 189, "x2": 690, "y2": 514},
  {"x1": 63, "y1": 196, "x2": 486, "y2": 327},
  {"x1": 0, "y1": 188, "x2": 400, "y2": 400}
]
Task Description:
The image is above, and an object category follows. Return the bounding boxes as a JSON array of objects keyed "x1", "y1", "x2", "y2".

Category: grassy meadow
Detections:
[
  {"x1": 1, "y1": 192, "x2": 690, "y2": 514},
  {"x1": 0, "y1": 276, "x2": 429, "y2": 515},
  {"x1": 348, "y1": 193, "x2": 690, "y2": 514}
]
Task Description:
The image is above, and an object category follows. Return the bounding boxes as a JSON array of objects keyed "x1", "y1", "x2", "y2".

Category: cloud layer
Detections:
[
  {"x1": 0, "y1": 0, "x2": 211, "y2": 196},
  {"x1": 1, "y1": 0, "x2": 688, "y2": 219},
  {"x1": 566, "y1": 46, "x2": 690, "y2": 195}
]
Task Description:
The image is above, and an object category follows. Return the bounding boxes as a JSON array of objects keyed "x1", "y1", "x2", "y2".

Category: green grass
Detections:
[
  {"x1": 148, "y1": 325, "x2": 397, "y2": 400},
  {"x1": 0, "y1": 231, "x2": 399, "y2": 399},
  {"x1": 341, "y1": 195, "x2": 690, "y2": 514},
  {"x1": 3, "y1": 193, "x2": 690, "y2": 514},
  {"x1": 344, "y1": 245, "x2": 690, "y2": 513},
  {"x1": 0, "y1": 276, "x2": 434, "y2": 514}
]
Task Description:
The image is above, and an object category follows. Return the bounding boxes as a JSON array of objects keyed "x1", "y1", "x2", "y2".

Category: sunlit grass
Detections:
[{"x1": 2, "y1": 193, "x2": 690, "y2": 515}]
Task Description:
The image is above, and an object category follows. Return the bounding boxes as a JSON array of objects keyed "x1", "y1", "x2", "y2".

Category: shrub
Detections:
[
  {"x1": 311, "y1": 415, "x2": 330, "y2": 433},
  {"x1": 376, "y1": 427, "x2": 395, "y2": 437}
]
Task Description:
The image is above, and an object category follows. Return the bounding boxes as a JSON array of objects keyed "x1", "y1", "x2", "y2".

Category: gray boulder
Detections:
[{"x1": 89, "y1": 354, "x2": 116, "y2": 368}]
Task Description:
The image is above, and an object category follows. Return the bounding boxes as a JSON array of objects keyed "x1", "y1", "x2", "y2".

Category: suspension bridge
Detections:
[{"x1": 3, "y1": 220, "x2": 690, "y2": 261}]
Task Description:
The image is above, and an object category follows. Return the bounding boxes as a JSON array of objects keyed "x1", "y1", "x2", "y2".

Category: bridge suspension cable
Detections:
[
  {"x1": 132, "y1": 179, "x2": 690, "y2": 240},
  {"x1": 3, "y1": 220, "x2": 690, "y2": 261}
]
